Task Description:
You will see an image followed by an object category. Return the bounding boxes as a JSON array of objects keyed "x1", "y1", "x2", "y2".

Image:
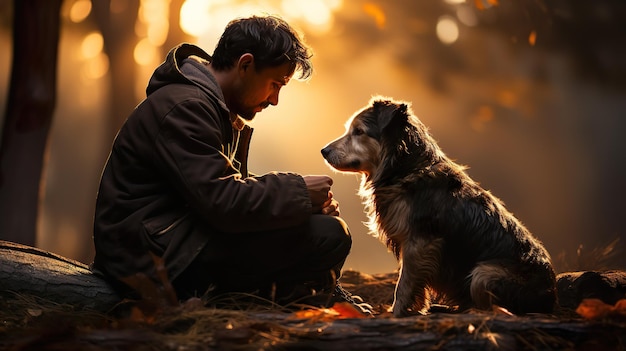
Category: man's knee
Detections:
[{"x1": 310, "y1": 215, "x2": 352, "y2": 258}]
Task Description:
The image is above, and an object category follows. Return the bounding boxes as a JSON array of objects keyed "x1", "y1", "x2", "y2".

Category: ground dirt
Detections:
[{"x1": 2, "y1": 269, "x2": 626, "y2": 351}]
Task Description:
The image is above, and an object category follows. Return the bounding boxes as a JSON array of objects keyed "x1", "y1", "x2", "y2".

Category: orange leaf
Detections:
[
  {"x1": 129, "y1": 306, "x2": 156, "y2": 324},
  {"x1": 289, "y1": 302, "x2": 367, "y2": 322},
  {"x1": 576, "y1": 298, "x2": 614, "y2": 320},
  {"x1": 290, "y1": 308, "x2": 334, "y2": 320},
  {"x1": 614, "y1": 299, "x2": 626, "y2": 315},
  {"x1": 329, "y1": 302, "x2": 368, "y2": 319}
]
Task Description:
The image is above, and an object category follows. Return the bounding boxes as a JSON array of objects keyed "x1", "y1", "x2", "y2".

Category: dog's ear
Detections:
[{"x1": 374, "y1": 99, "x2": 409, "y2": 133}]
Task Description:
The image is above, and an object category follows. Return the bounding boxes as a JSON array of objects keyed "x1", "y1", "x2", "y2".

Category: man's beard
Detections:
[
  {"x1": 240, "y1": 102, "x2": 270, "y2": 121},
  {"x1": 240, "y1": 113, "x2": 255, "y2": 121}
]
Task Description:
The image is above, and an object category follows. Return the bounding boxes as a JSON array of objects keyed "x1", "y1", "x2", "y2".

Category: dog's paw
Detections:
[{"x1": 391, "y1": 304, "x2": 426, "y2": 318}]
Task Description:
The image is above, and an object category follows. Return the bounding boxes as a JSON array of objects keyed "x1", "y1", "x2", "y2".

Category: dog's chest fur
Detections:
[
  {"x1": 362, "y1": 162, "x2": 475, "y2": 257},
  {"x1": 370, "y1": 184, "x2": 412, "y2": 255}
]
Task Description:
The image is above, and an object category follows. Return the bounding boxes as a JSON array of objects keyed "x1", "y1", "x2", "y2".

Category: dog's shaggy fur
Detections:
[{"x1": 322, "y1": 97, "x2": 557, "y2": 317}]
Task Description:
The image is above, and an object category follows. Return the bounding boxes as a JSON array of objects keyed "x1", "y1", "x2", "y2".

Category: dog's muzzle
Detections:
[{"x1": 321, "y1": 146, "x2": 332, "y2": 159}]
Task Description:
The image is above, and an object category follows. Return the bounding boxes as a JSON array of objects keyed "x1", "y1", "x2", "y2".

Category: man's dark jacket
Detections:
[{"x1": 93, "y1": 43, "x2": 312, "y2": 287}]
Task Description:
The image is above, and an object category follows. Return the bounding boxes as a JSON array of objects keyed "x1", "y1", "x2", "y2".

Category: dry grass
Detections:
[{"x1": 2, "y1": 270, "x2": 626, "y2": 351}]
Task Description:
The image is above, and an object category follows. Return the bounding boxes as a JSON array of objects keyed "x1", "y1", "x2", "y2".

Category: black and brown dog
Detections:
[{"x1": 322, "y1": 97, "x2": 557, "y2": 317}]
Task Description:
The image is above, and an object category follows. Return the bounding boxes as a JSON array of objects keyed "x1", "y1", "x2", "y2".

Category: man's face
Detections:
[{"x1": 233, "y1": 61, "x2": 294, "y2": 121}]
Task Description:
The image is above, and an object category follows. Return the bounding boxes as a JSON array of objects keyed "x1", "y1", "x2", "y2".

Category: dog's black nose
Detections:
[{"x1": 321, "y1": 147, "x2": 331, "y2": 158}]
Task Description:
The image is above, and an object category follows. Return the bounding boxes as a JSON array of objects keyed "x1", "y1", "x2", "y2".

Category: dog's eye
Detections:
[{"x1": 352, "y1": 127, "x2": 364, "y2": 136}]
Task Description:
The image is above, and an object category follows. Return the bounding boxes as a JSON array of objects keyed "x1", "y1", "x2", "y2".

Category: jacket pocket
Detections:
[{"x1": 142, "y1": 212, "x2": 189, "y2": 255}]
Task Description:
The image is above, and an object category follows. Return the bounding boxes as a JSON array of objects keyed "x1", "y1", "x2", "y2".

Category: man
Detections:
[{"x1": 92, "y1": 15, "x2": 365, "y2": 310}]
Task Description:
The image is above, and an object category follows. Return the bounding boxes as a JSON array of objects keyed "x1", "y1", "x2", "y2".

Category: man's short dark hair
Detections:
[{"x1": 211, "y1": 15, "x2": 313, "y2": 80}]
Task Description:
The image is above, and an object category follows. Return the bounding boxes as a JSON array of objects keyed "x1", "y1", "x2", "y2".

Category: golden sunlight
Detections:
[
  {"x1": 180, "y1": 0, "x2": 342, "y2": 47},
  {"x1": 281, "y1": 0, "x2": 342, "y2": 33},
  {"x1": 179, "y1": 0, "x2": 213, "y2": 37}
]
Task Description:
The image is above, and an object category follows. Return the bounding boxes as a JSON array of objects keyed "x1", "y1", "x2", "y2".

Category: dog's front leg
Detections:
[{"x1": 392, "y1": 237, "x2": 443, "y2": 317}]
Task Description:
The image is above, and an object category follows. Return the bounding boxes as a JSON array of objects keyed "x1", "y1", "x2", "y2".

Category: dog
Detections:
[{"x1": 321, "y1": 97, "x2": 557, "y2": 317}]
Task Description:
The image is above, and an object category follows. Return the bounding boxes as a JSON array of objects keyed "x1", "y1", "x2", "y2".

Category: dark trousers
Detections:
[{"x1": 173, "y1": 215, "x2": 352, "y2": 299}]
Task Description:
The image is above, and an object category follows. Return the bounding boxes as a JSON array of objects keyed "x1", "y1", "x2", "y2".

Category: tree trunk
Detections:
[
  {"x1": 0, "y1": 240, "x2": 120, "y2": 312},
  {"x1": 164, "y1": 0, "x2": 192, "y2": 51},
  {"x1": 90, "y1": 0, "x2": 140, "y2": 144},
  {"x1": 0, "y1": 0, "x2": 62, "y2": 246}
]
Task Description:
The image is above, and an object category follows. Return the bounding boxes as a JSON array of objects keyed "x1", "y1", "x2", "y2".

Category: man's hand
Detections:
[
  {"x1": 321, "y1": 195, "x2": 340, "y2": 216},
  {"x1": 303, "y1": 175, "x2": 339, "y2": 215}
]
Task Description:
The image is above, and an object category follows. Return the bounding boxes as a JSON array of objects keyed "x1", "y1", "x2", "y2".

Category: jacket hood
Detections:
[{"x1": 146, "y1": 43, "x2": 228, "y2": 111}]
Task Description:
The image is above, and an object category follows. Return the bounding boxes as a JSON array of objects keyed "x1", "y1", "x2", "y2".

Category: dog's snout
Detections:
[{"x1": 321, "y1": 146, "x2": 331, "y2": 159}]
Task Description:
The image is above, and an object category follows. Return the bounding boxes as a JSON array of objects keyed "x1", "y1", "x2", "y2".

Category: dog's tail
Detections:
[{"x1": 469, "y1": 260, "x2": 557, "y2": 314}]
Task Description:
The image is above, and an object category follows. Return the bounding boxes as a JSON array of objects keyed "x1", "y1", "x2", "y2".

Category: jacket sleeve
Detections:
[{"x1": 153, "y1": 96, "x2": 313, "y2": 233}]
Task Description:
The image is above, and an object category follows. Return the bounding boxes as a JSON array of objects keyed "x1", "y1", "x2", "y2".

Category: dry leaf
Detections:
[
  {"x1": 27, "y1": 309, "x2": 42, "y2": 317},
  {"x1": 289, "y1": 302, "x2": 367, "y2": 322},
  {"x1": 329, "y1": 302, "x2": 368, "y2": 319},
  {"x1": 492, "y1": 305, "x2": 514, "y2": 316},
  {"x1": 614, "y1": 299, "x2": 626, "y2": 314},
  {"x1": 129, "y1": 306, "x2": 156, "y2": 324},
  {"x1": 289, "y1": 308, "x2": 338, "y2": 322},
  {"x1": 576, "y1": 298, "x2": 626, "y2": 320}
]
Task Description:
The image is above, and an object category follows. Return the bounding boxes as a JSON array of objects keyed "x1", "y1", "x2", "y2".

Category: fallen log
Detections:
[
  {"x1": 0, "y1": 240, "x2": 120, "y2": 311},
  {"x1": 3, "y1": 240, "x2": 626, "y2": 350},
  {"x1": 2, "y1": 302, "x2": 625, "y2": 351},
  {"x1": 556, "y1": 270, "x2": 626, "y2": 309},
  {"x1": 3, "y1": 239, "x2": 626, "y2": 314}
]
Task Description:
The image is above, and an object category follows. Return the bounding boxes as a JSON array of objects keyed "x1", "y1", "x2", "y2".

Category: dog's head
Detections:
[{"x1": 322, "y1": 97, "x2": 438, "y2": 180}]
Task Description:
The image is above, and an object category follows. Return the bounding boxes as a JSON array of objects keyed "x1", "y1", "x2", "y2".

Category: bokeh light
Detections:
[
  {"x1": 180, "y1": 0, "x2": 215, "y2": 37},
  {"x1": 436, "y1": 15, "x2": 459, "y2": 44},
  {"x1": 82, "y1": 52, "x2": 109, "y2": 80},
  {"x1": 138, "y1": 0, "x2": 170, "y2": 46},
  {"x1": 456, "y1": 5, "x2": 478, "y2": 26},
  {"x1": 363, "y1": 3, "x2": 386, "y2": 29},
  {"x1": 281, "y1": 0, "x2": 342, "y2": 33},
  {"x1": 80, "y1": 31, "x2": 104, "y2": 59},
  {"x1": 180, "y1": 0, "x2": 343, "y2": 50},
  {"x1": 134, "y1": 38, "x2": 159, "y2": 66},
  {"x1": 69, "y1": 0, "x2": 92, "y2": 23}
]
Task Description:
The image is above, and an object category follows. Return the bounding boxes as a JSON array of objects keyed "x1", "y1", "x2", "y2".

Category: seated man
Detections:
[{"x1": 91, "y1": 15, "x2": 368, "y2": 312}]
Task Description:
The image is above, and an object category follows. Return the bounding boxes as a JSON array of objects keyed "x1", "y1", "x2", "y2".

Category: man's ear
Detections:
[{"x1": 237, "y1": 53, "x2": 255, "y2": 75}]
